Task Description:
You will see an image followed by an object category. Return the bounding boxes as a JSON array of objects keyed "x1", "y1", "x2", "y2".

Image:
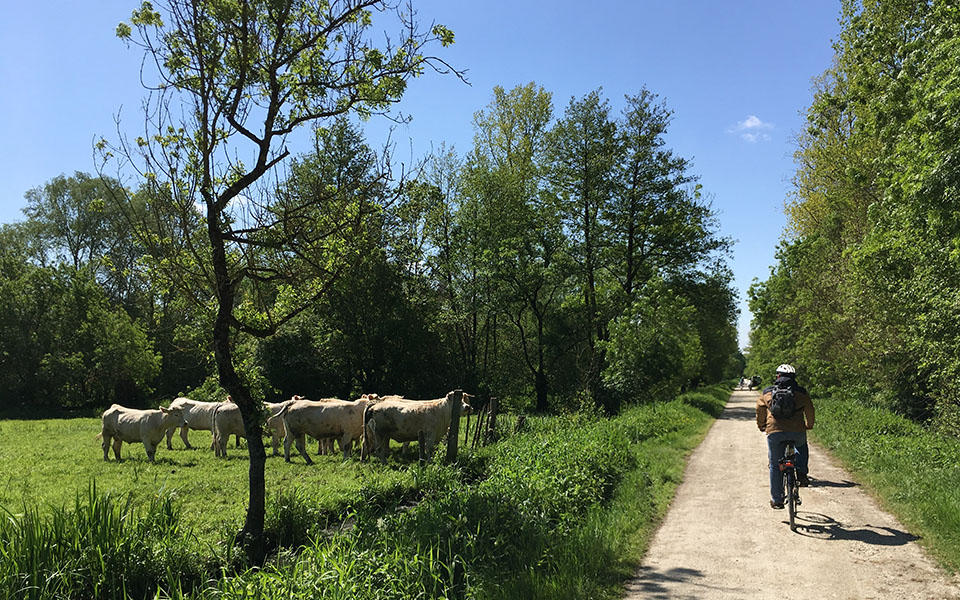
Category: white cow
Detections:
[
  {"x1": 361, "y1": 391, "x2": 472, "y2": 463},
  {"x1": 211, "y1": 400, "x2": 289, "y2": 458},
  {"x1": 98, "y1": 404, "x2": 187, "y2": 462},
  {"x1": 164, "y1": 397, "x2": 230, "y2": 450},
  {"x1": 271, "y1": 396, "x2": 373, "y2": 463}
]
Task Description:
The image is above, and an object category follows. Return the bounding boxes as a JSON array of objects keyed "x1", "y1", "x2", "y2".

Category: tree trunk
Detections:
[
  {"x1": 534, "y1": 369, "x2": 548, "y2": 413},
  {"x1": 212, "y1": 305, "x2": 267, "y2": 565},
  {"x1": 209, "y1": 215, "x2": 266, "y2": 565}
]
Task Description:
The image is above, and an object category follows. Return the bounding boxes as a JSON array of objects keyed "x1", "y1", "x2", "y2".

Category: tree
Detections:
[
  {"x1": 609, "y1": 90, "x2": 726, "y2": 303},
  {"x1": 24, "y1": 173, "x2": 150, "y2": 313},
  {"x1": 398, "y1": 148, "x2": 496, "y2": 394},
  {"x1": 602, "y1": 278, "x2": 702, "y2": 403},
  {"x1": 749, "y1": 0, "x2": 960, "y2": 432},
  {"x1": 546, "y1": 90, "x2": 618, "y2": 408},
  {"x1": 669, "y1": 265, "x2": 740, "y2": 385},
  {"x1": 0, "y1": 229, "x2": 160, "y2": 411},
  {"x1": 101, "y1": 0, "x2": 458, "y2": 563},
  {"x1": 466, "y1": 83, "x2": 564, "y2": 412}
]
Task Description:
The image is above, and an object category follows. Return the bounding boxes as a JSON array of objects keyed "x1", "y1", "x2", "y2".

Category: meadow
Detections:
[{"x1": 0, "y1": 384, "x2": 731, "y2": 599}]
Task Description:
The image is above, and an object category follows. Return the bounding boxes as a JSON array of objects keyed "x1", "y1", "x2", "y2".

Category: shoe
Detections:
[
  {"x1": 770, "y1": 500, "x2": 784, "y2": 509},
  {"x1": 798, "y1": 473, "x2": 810, "y2": 487}
]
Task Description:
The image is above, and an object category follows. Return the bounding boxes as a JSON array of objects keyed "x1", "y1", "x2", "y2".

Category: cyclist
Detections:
[{"x1": 756, "y1": 364, "x2": 815, "y2": 509}]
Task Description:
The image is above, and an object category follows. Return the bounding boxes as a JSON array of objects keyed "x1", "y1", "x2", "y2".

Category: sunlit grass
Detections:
[
  {"x1": 0, "y1": 418, "x2": 412, "y2": 544},
  {"x1": 812, "y1": 395, "x2": 960, "y2": 572}
]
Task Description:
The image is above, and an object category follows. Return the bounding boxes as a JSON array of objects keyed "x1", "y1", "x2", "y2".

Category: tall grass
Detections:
[
  {"x1": 189, "y1": 383, "x2": 732, "y2": 599},
  {"x1": 0, "y1": 483, "x2": 201, "y2": 599},
  {"x1": 812, "y1": 394, "x2": 960, "y2": 571}
]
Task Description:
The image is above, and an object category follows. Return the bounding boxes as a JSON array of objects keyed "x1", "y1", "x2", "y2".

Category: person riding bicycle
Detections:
[{"x1": 756, "y1": 364, "x2": 814, "y2": 509}]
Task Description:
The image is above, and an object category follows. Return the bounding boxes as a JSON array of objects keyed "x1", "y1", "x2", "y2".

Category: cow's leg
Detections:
[
  {"x1": 235, "y1": 435, "x2": 242, "y2": 448},
  {"x1": 376, "y1": 435, "x2": 388, "y2": 464},
  {"x1": 101, "y1": 434, "x2": 111, "y2": 461},
  {"x1": 401, "y1": 441, "x2": 410, "y2": 456},
  {"x1": 112, "y1": 438, "x2": 123, "y2": 462},
  {"x1": 283, "y1": 432, "x2": 294, "y2": 462},
  {"x1": 165, "y1": 427, "x2": 175, "y2": 450},
  {"x1": 295, "y1": 434, "x2": 313, "y2": 465},
  {"x1": 271, "y1": 432, "x2": 280, "y2": 456},
  {"x1": 180, "y1": 426, "x2": 193, "y2": 450},
  {"x1": 145, "y1": 441, "x2": 157, "y2": 462}
]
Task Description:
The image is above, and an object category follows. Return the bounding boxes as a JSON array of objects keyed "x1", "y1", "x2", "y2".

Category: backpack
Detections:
[{"x1": 769, "y1": 382, "x2": 797, "y2": 419}]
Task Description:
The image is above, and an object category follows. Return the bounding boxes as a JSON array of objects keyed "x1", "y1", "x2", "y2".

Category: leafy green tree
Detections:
[
  {"x1": 24, "y1": 173, "x2": 151, "y2": 313},
  {"x1": 602, "y1": 278, "x2": 702, "y2": 403},
  {"x1": 546, "y1": 90, "x2": 619, "y2": 408},
  {"x1": 400, "y1": 147, "x2": 501, "y2": 397},
  {"x1": 750, "y1": 0, "x2": 960, "y2": 431},
  {"x1": 669, "y1": 265, "x2": 740, "y2": 385},
  {"x1": 608, "y1": 90, "x2": 724, "y2": 302},
  {"x1": 466, "y1": 83, "x2": 565, "y2": 412},
  {"x1": 101, "y1": 0, "x2": 458, "y2": 562},
  {"x1": 0, "y1": 227, "x2": 160, "y2": 411}
]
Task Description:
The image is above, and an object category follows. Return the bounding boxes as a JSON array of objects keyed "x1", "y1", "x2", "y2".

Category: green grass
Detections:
[
  {"x1": 812, "y1": 394, "x2": 960, "y2": 573},
  {"x1": 0, "y1": 420, "x2": 421, "y2": 544},
  {"x1": 0, "y1": 384, "x2": 734, "y2": 599}
]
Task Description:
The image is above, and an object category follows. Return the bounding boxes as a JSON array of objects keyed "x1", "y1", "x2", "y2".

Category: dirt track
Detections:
[{"x1": 623, "y1": 389, "x2": 960, "y2": 599}]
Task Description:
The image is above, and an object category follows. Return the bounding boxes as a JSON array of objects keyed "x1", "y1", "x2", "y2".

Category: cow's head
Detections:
[
  {"x1": 160, "y1": 406, "x2": 188, "y2": 427},
  {"x1": 446, "y1": 391, "x2": 474, "y2": 416}
]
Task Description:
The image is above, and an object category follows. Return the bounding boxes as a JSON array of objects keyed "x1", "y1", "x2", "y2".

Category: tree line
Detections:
[
  {"x1": 0, "y1": 84, "x2": 739, "y2": 416},
  {"x1": 746, "y1": 0, "x2": 960, "y2": 437}
]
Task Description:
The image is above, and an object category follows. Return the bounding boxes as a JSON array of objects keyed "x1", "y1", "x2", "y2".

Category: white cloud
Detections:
[{"x1": 728, "y1": 115, "x2": 774, "y2": 142}]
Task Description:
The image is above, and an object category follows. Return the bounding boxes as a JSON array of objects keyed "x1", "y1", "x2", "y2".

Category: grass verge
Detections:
[{"x1": 811, "y1": 394, "x2": 960, "y2": 573}]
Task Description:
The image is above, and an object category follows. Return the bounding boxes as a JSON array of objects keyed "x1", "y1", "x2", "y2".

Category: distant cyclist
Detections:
[{"x1": 756, "y1": 364, "x2": 815, "y2": 509}]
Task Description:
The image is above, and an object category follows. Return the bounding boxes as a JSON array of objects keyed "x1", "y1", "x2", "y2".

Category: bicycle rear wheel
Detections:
[{"x1": 786, "y1": 471, "x2": 797, "y2": 531}]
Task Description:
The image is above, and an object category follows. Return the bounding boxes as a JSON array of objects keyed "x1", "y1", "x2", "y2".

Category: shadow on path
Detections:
[
  {"x1": 792, "y1": 512, "x2": 920, "y2": 545},
  {"x1": 808, "y1": 477, "x2": 859, "y2": 489},
  {"x1": 625, "y1": 566, "x2": 738, "y2": 599},
  {"x1": 719, "y1": 405, "x2": 757, "y2": 422}
]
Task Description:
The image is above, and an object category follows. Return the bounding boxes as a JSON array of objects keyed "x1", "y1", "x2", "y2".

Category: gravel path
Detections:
[{"x1": 623, "y1": 389, "x2": 960, "y2": 599}]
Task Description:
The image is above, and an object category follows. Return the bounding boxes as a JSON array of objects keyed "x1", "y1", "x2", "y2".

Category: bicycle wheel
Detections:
[{"x1": 786, "y1": 471, "x2": 797, "y2": 531}]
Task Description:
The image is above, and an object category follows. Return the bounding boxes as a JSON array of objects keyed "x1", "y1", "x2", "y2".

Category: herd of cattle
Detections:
[{"x1": 96, "y1": 391, "x2": 474, "y2": 464}]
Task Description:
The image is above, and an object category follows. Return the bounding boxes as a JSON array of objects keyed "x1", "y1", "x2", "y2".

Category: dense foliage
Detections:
[{"x1": 747, "y1": 0, "x2": 960, "y2": 436}]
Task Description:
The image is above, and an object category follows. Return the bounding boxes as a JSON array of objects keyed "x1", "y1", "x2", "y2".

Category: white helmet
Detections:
[{"x1": 775, "y1": 364, "x2": 796, "y2": 375}]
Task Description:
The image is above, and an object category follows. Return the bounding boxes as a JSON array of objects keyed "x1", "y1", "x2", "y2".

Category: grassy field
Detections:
[
  {"x1": 0, "y1": 385, "x2": 732, "y2": 599},
  {"x1": 0, "y1": 417, "x2": 422, "y2": 543}
]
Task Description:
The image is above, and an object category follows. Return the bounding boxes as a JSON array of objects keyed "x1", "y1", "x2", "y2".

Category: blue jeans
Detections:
[{"x1": 767, "y1": 431, "x2": 808, "y2": 503}]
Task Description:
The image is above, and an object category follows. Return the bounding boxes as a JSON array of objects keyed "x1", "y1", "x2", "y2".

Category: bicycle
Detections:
[{"x1": 778, "y1": 440, "x2": 802, "y2": 531}]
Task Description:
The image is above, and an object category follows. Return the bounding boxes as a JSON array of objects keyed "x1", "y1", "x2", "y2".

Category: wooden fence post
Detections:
[
  {"x1": 445, "y1": 389, "x2": 463, "y2": 463},
  {"x1": 472, "y1": 403, "x2": 487, "y2": 448},
  {"x1": 485, "y1": 396, "x2": 498, "y2": 443}
]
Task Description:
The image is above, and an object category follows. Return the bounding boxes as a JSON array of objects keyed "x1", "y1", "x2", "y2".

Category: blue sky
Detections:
[{"x1": 0, "y1": 1, "x2": 842, "y2": 349}]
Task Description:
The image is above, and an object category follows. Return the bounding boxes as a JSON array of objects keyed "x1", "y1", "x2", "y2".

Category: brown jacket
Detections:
[{"x1": 756, "y1": 381, "x2": 814, "y2": 434}]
